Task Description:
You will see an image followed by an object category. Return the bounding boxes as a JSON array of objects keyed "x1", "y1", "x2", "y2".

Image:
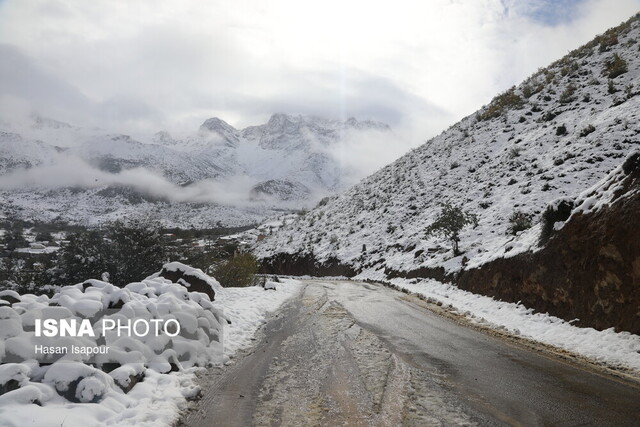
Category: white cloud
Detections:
[
  {"x1": 0, "y1": 156, "x2": 260, "y2": 206},
  {"x1": 0, "y1": 0, "x2": 638, "y2": 141}
]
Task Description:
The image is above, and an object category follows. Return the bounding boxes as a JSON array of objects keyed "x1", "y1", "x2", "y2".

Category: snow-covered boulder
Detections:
[
  {"x1": 0, "y1": 264, "x2": 226, "y2": 373},
  {"x1": 0, "y1": 267, "x2": 300, "y2": 425},
  {"x1": 154, "y1": 261, "x2": 224, "y2": 301},
  {"x1": 43, "y1": 362, "x2": 113, "y2": 403},
  {"x1": 0, "y1": 307, "x2": 22, "y2": 340},
  {"x1": 108, "y1": 363, "x2": 146, "y2": 393},
  {"x1": 0, "y1": 364, "x2": 30, "y2": 396},
  {"x1": 0, "y1": 290, "x2": 21, "y2": 306}
]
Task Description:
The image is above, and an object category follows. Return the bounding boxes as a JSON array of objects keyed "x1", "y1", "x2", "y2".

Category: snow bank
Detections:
[
  {"x1": 2, "y1": 276, "x2": 225, "y2": 368},
  {"x1": 0, "y1": 268, "x2": 302, "y2": 426},
  {"x1": 214, "y1": 279, "x2": 302, "y2": 358},
  {"x1": 389, "y1": 278, "x2": 640, "y2": 371}
]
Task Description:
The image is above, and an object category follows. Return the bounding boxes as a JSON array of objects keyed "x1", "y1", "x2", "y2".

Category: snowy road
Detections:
[{"x1": 182, "y1": 280, "x2": 640, "y2": 426}]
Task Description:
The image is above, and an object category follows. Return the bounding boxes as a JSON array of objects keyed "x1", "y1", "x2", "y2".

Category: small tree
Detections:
[
  {"x1": 477, "y1": 87, "x2": 524, "y2": 121},
  {"x1": 559, "y1": 84, "x2": 576, "y2": 104},
  {"x1": 213, "y1": 253, "x2": 259, "y2": 287},
  {"x1": 0, "y1": 257, "x2": 29, "y2": 293},
  {"x1": 425, "y1": 203, "x2": 477, "y2": 256},
  {"x1": 53, "y1": 229, "x2": 110, "y2": 286},
  {"x1": 35, "y1": 231, "x2": 54, "y2": 243}
]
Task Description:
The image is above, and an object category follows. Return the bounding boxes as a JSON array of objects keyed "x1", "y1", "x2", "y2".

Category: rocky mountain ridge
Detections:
[{"x1": 0, "y1": 114, "x2": 389, "y2": 226}]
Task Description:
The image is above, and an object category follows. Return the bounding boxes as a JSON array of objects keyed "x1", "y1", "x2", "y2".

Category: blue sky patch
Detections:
[{"x1": 512, "y1": 0, "x2": 588, "y2": 26}]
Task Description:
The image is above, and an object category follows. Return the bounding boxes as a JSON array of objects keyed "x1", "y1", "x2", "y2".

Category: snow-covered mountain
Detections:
[
  {"x1": 256, "y1": 14, "x2": 640, "y2": 279},
  {"x1": 0, "y1": 131, "x2": 65, "y2": 172},
  {"x1": 0, "y1": 114, "x2": 389, "y2": 226}
]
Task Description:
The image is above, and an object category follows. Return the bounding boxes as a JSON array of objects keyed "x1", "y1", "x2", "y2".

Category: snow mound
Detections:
[
  {"x1": 0, "y1": 268, "x2": 302, "y2": 426},
  {"x1": 0, "y1": 265, "x2": 225, "y2": 424}
]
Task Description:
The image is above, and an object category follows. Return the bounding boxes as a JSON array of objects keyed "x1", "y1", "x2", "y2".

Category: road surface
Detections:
[{"x1": 182, "y1": 280, "x2": 640, "y2": 426}]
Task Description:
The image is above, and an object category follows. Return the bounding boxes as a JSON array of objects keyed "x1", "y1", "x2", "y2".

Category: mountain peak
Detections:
[
  {"x1": 199, "y1": 117, "x2": 236, "y2": 133},
  {"x1": 153, "y1": 131, "x2": 175, "y2": 145},
  {"x1": 31, "y1": 115, "x2": 73, "y2": 130},
  {"x1": 345, "y1": 117, "x2": 390, "y2": 131},
  {"x1": 266, "y1": 113, "x2": 301, "y2": 127},
  {"x1": 199, "y1": 117, "x2": 240, "y2": 146}
]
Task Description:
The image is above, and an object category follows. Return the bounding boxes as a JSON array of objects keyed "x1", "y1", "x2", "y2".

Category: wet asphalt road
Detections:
[{"x1": 182, "y1": 280, "x2": 640, "y2": 426}]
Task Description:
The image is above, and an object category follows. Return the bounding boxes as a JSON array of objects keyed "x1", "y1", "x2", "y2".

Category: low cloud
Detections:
[
  {"x1": 0, "y1": 157, "x2": 259, "y2": 206},
  {"x1": 313, "y1": 127, "x2": 419, "y2": 189},
  {"x1": 0, "y1": 125, "x2": 422, "y2": 208}
]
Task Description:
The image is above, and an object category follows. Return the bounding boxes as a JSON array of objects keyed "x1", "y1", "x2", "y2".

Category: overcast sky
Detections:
[{"x1": 0, "y1": 0, "x2": 638, "y2": 140}]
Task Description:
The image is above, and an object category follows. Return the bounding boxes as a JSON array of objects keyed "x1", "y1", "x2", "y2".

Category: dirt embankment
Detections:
[
  {"x1": 259, "y1": 252, "x2": 357, "y2": 277},
  {"x1": 457, "y1": 154, "x2": 640, "y2": 334}
]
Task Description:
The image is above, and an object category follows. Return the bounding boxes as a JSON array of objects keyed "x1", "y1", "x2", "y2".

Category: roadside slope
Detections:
[{"x1": 256, "y1": 14, "x2": 640, "y2": 333}]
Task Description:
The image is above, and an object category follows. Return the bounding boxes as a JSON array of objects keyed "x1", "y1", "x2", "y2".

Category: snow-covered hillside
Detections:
[
  {"x1": 256, "y1": 15, "x2": 640, "y2": 277},
  {"x1": 0, "y1": 131, "x2": 64, "y2": 173},
  {"x1": 0, "y1": 114, "x2": 389, "y2": 226}
]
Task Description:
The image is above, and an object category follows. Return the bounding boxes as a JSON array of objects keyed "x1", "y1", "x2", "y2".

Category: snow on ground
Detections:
[
  {"x1": 213, "y1": 279, "x2": 302, "y2": 359},
  {"x1": 0, "y1": 367, "x2": 199, "y2": 427},
  {"x1": 0, "y1": 269, "x2": 302, "y2": 426},
  {"x1": 387, "y1": 278, "x2": 640, "y2": 371},
  {"x1": 220, "y1": 213, "x2": 300, "y2": 247},
  {"x1": 14, "y1": 246, "x2": 60, "y2": 255},
  {"x1": 0, "y1": 188, "x2": 275, "y2": 229}
]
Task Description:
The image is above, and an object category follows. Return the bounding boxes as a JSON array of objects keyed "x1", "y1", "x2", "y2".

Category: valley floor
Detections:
[{"x1": 181, "y1": 280, "x2": 640, "y2": 426}]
